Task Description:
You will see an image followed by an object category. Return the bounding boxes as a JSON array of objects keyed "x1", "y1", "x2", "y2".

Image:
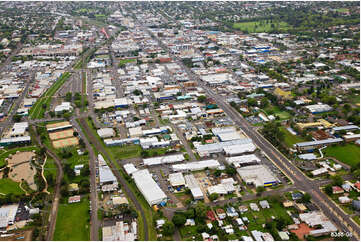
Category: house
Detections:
[
  {"x1": 68, "y1": 183, "x2": 79, "y2": 192},
  {"x1": 352, "y1": 200, "x2": 360, "y2": 211},
  {"x1": 259, "y1": 200, "x2": 270, "y2": 209},
  {"x1": 278, "y1": 231, "x2": 289, "y2": 240},
  {"x1": 342, "y1": 183, "x2": 352, "y2": 192},
  {"x1": 338, "y1": 196, "x2": 352, "y2": 204},
  {"x1": 250, "y1": 203, "x2": 259, "y2": 211},
  {"x1": 206, "y1": 210, "x2": 217, "y2": 221},
  {"x1": 68, "y1": 195, "x2": 81, "y2": 203},
  {"x1": 354, "y1": 181, "x2": 360, "y2": 192},
  {"x1": 185, "y1": 219, "x2": 195, "y2": 226},
  {"x1": 216, "y1": 208, "x2": 226, "y2": 219},
  {"x1": 156, "y1": 219, "x2": 165, "y2": 229},
  {"x1": 239, "y1": 205, "x2": 248, "y2": 213},
  {"x1": 332, "y1": 186, "x2": 344, "y2": 194},
  {"x1": 226, "y1": 207, "x2": 238, "y2": 217},
  {"x1": 291, "y1": 192, "x2": 303, "y2": 201},
  {"x1": 201, "y1": 232, "x2": 210, "y2": 240}
]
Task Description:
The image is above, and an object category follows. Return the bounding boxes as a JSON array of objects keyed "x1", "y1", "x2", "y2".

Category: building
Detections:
[
  {"x1": 172, "y1": 159, "x2": 220, "y2": 172},
  {"x1": 97, "y1": 128, "x2": 116, "y2": 138},
  {"x1": 68, "y1": 195, "x2": 81, "y2": 204},
  {"x1": 98, "y1": 154, "x2": 118, "y2": 191},
  {"x1": 102, "y1": 221, "x2": 137, "y2": 241},
  {"x1": 305, "y1": 104, "x2": 332, "y2": 114},
  {"x1": 184, "y1": 174, "x2": 204, "y2": 200},
  {"x1": 169, "y1": 172, "x2": 186, "y2": 187},
  {"x1": 143, "y1": 154, "x2": 184, "y2": 166},
  {"x1": 295, "y1": 138, "x2": 343, "y2": 151},
  {"x1": 132, "y1": 169, "x2": 167, "y2": 206},
  {"x1": 237, "y1": 165, "x2": 279, "y2": 187},
  {"x1": 299, "y1": 211, "x2": 337, "y2": 237},
  {"x1": 0, "y1": 204, "x2": 19, "y2": 232},
  {"x1": 225, "y1": 154, "x2": 260, "y2": 168}
]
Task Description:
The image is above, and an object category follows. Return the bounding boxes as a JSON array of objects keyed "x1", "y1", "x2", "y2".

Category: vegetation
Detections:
[
  {"x1": 53, "y1": 197, "x2": 90, "y2": 241},
  {"x1": 233, "y1": 20, "x2": 289, "y2": 33},
  {"x1": 324, "y1": 143, "x2": 360, "y2": 167}
]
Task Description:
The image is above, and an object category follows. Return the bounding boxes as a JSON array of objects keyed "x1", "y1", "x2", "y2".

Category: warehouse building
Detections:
[
  {"x1": 143, "y1": 154, "x2": 184, "y2": 166},
  {"x1": 172, "y1": 159, "x2": 220, "y2": 172},
  {"x1": 225, "y1": 154, "x2": 261, "y2": 168},
  {"x1": 123, "y1": 163, "x2": 138, "y2": 176},
  {"x1": 97, "y1": 128, "x2": 116, "y2": 139},
  {"x1": 98, "y1": 154, "x2": 118, "y2": 192},
  {"x1": 0, "y1": 204, "x2": 19, "y2": 232},
  {"x1": 305, "y1": 104, "x2": 332, "y2": 114},
  {"x1": 132, "y1": 169, "x2": 167, "y2": 206},
  {"x1": 237, "y1": 165, "x2": 279, "y2": 187},
  {"x1": 196, "y1": 138, "x2": 255, "y2": 157},
  {"x1": 184, "y1": 174, "x2": 204, "y2": 200},
  {"x1": 169, "y1": 172, "x2": 186, "y2": 187}
]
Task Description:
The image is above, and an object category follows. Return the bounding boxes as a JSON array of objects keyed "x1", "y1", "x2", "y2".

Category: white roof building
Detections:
[
  {"x1": 184, "y1": 174, "x2": 204, "y2": 200},
  {"x1": 132, "y1": 169, "x2": 167, "y2": 206},
  {"x1": 143, "y1": 154, "x2": 184, "y2": 166},
  {"x1": 123, "y1": 163, "x2": 138, "y2": 176},
  {"x1": 54, "y1": 102, "x2": 72, "y2": 113},
  {"x1": 237, "y1": 165, "x2": 278, "y2": 187},
  {"x1": 0, "y1": 204, "x2": 19, "y2": 230},
  {"x1": 169, "y1": 172, "x2": 186, "y2": 187},
  {"x1": 172, "y1": 159, "x2": 220, "y2": 172},
  {"x1": 225, "y1": 154, "x2": 260, "y2": 167},
  {"x1": 97, "y1": 128, "x2": 116, "y2": 138}
]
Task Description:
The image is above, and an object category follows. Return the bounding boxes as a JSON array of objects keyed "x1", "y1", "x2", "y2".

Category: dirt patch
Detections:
[
  {"x1": 7, "y1": 151, "x2": 37, "y2": 191},
  {"x1": 290, "y1": 223, "x2": 315, "y2": 240}
]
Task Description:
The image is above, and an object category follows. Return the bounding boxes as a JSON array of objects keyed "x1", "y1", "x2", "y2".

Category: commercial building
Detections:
[
  {"x1": 98, "y1": 154, "x2": 118, "y2": 191},
  {"x1": 132, "y1": 169, "x2": 167, "y2": 206},
  {"x1": 299, "y1": 211, "x2": 337, "y2": 237},
  {"x1": 184, "y1": 174, "x2": 204, "y2": 200},
  {"x1": 172, "y1": 159, "x2": 220, "y2": 172},
  {"x1": 305, "y1": 104, "x2": 332, "y2": 114},
  {"x1": 237, "y1": 165, "x2": 279, "y2": 187},
  {"x1": 102, "y1": 221, "x2": 137, "y2": 241},
  {"x1": 0, "y1": 204, "x2": 19, "y2": 232},
  {"x1": 168, "y1": 172, "x2": 186, "y2": 187},
  {"x1": 97, "y1": 128, "x2": 116, "y2": 139},
  {"x1": 225, "y1": 154, "x2": 260, "y2": 168},
  {"x1": 143, "y1": 154, "x2": 184, "y2": 166}
]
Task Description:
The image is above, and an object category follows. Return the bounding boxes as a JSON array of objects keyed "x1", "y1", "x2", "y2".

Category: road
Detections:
[
  {"x1": 77, "y1": 117, "x2": 149, "y2": 241},
  {"x1": 145, "y1": 28, "x2": 360, "y2": 240},
  {"x1": 71, "y1": 113, "x2": 100, "y2": 241},
  {"x1": 30, "y1": 125, "x2": 64, "y2": 241}
]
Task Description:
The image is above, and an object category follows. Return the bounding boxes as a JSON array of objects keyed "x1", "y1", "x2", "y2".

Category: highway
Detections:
[{"x1": 146, "y1": 28, "x2": 360, "y2": 240}]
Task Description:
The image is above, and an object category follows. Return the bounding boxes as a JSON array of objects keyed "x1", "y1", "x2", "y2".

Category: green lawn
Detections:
[
  {"x1": 118, "y1": 59, "x2": 136, "y2": 67},
  {"x1": 0, "y1": 178, "x2": 24, "y2": 195},
  {"x1": 180, "y1": 226, "x2": 202, "y2": 241},
  {"x1": 352, "y1": 215, "x2": 360, "y2": 224},
  {"x1": 336, "y1": 8, "x2": 349, "y2": 13},
  {"x1": 280, "y1": 127, "x2": 307, "y2": 148},
  {"x1": 0, "y1": 146, "x2": 38, "y2": 168},
  {"x1": 264, "y1": 106, "x2": 291, "y2": 120},
  {"x1": 324, "y1": 143, "x2": 360, "y2": 167},
  {"x1": 233, "y1": 21, "x2": 289, "y2": 33},
  {"x1": 29, "y1": 72, "x2": 71, "y2": 119},
  {"x1": 54, "y1": 197, "x2": 90, "y2": 241}
]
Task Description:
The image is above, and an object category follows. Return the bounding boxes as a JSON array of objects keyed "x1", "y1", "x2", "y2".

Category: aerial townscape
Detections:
[{"x1": 0, "y1": 1, "x2": 360, "y2": 241}]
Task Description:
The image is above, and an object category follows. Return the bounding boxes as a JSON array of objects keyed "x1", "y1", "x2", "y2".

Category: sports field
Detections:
[
  {"x1": 52, "y1": 137, "x2": 79, "y2": 149},
  {"x1": 49, "y1": 129, "x2": 75, "y2": 141},
  {"x1": 324, "y1": 143, "x2": 360, "y2": 167}
]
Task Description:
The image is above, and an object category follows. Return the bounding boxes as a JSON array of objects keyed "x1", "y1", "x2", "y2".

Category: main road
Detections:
[{"x1": 145, "y1": 26, "x2": 360, "y2": 240}]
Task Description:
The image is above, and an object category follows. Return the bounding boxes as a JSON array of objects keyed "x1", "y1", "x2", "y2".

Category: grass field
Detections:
[
  {"x1": 324, "y1": 143, "x2": 360, "y2": 167},
  {"x1": 53, "y1": 197, "x2": 90, "y2": 241},
  {"x1": 118, "y1": 59, "x2": 136, "y2": 67},
  {"x1": 264, "y1": 106, "x2": 291, "y2": 120},
  {"x1": 106, "y1": 145, "x2": 142, "y2": 160},
  {"x1": 0, "y1": 146, "x2": 38, "y2": 168},
  {"x1": 29, "y1": 72, "x2": 71, "y2": 119},
  {"x1": 280, "y1": 127, "x2": 306, "y2": 148},
  {"x1": 336, "y1": 8, "x2": 349, "y2": 13},
  {"x1": 233, "y1": 21, "x2": 289, "y2": 33},
  {"x1": 0, "y1": 178, "x2": 25, "y2": 195}
]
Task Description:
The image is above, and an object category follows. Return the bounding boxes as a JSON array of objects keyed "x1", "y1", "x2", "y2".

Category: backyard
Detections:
[{"x1": 53, "y1": 197, "x2": 90, "y2": 241}]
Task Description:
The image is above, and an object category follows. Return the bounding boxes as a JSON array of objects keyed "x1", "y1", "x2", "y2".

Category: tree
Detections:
[
  {"x1": 162, "y1": 221, "x2": 175, "y2": 236},
  {"x1": 65, "y1": 92, "x2": 72, "y2": 102},
  {"x1": 197, "y1": 95, "x2": 207, "y2": 103},
  {"x1": 300, "y1": 192, "x2": 311, "y2": 203},
  {"x1": 324, "y1": 184, "x2": 333, "y2": 195},
  {"x1": 172, "y1": 213, "x2": 186, "y2": 227},
  {"x1": 80, "y1": 164, "x2": 90, "y2": 177},
  {"x1": 194, "y1": 202, "x2": 207, "y2": 219},
  {"x1": 332, "y1": 175, "x2": 344, "y2": 187},
  {"x1": 247, "y1": 98, "x2": 257, "y2": 106},
  {"x1": 13, "y1": 114, "x2": 22, "y2": 122},
  {"x1": 256, "y1": 186, "x2": 266, "y2": 195},
  {"x1": 209, "y1": 193, "x2": 219, "y2": 201},
  {"x1": 260, "y1": 97, "x2": 269, "y2": 108}
]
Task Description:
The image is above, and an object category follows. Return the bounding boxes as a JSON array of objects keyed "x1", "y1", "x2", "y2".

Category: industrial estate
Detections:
[{"x1": 0, "y1": 1, "x2": 359, "y2": 242}]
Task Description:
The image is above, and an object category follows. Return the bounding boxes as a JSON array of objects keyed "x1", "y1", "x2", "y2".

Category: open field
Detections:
[
  {"x1": 106, "y1": 145, "x2": 142, "y2": 160},
  {"x1": 324, "y1": 143, "x2": 360, "y2": 167},
  {"x1": 53, "y1": 197, "x2": 90, "y2": 241},
  {"x1": 0, "y1": 178, "x2": 25, "y2": 195},
  {"x1": 29, "y1": 72, "x2": 71, "y2": 120},
  {"x1": 264, "y1": 105, "x2": 291, "y2": 120},
  {"x1": 118, "y1": 58, "x2": 136, "y2": 67},
  {"x1": 280, "y1": 127, "x2": 307, "y2": 148},
  {"x1": 233, "y1": 21, "x2": 290, "y2": 33}
]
